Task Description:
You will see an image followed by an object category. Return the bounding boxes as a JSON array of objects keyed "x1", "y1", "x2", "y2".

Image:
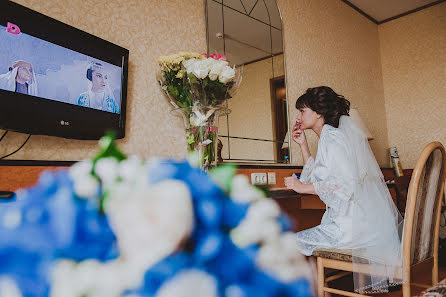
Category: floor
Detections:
[{"x1": 328, "y1": 266, "x2": 446, "y2": 297}]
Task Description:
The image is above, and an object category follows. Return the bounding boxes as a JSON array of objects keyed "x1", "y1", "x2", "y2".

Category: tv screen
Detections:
[{"x1": 0, "y1": 1, "x2": 129, "y2": 139}]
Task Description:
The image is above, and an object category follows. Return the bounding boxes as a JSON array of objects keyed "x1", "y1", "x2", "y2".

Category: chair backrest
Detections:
[{"x1": 402, "y1": 142, "x2": 446, "y2": 266}]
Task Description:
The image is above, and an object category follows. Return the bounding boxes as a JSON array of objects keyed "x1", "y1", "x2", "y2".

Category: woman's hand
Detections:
[
  {"x1": 284, "y1": 176, "x2": 304, "y2": 192},
  {"x1": 292, "y1": 122, "x2": 306, "y2": 145},
  {"x1": 284, "y1": 176, "x2": 315, "y2": 194}
]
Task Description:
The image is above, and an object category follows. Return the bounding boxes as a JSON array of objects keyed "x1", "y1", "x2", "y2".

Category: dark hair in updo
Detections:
[{"x1": 295, "y1": 86, "x2": 350, "y2": 128}]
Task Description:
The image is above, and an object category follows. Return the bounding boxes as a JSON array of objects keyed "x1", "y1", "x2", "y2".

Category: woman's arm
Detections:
[
  {"x1": 292, "y1": 123, "x2": 311, "y2": 163},
  {"x1": 299, "y1": 142, "x2": 311, "y2": 164},
  {"x1": 284, "y1": 176, "x2": 316, "y2": 195}
]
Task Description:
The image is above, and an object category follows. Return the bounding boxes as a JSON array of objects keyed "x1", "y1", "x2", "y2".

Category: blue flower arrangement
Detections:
[{"x1": 0, "y1": 134, "x2": 314, "y2": 297}]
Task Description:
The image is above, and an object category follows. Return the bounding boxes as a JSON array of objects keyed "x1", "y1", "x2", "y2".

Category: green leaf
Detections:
[
  {"x1": 186, "y1": 132, "x2": 195, "y2": 144},
  {"x1": 188, "y1": 73, "x2": 198, "y2": 84},
  {"x1": 167, "y1": 85, "x2": 180, "y2": 99},
  {"x1": 93, "y1": 131, "x2": 126, "y2": 164},
  {"x1": 210, "y1": 164, "x2": 237, "y2": 192}
]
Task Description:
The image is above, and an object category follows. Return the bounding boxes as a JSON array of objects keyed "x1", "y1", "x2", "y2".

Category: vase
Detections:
[{"x1": 175, "y1": 106, "x2": 229, "y2": 171}]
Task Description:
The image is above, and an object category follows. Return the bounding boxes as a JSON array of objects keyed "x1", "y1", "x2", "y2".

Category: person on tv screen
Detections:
[
  {"x1": 77, "y1": 62, "x2": 120, "y2": 113},
  {"x1": 0, "y1": 60, "x2": 38, "y2": 95}
]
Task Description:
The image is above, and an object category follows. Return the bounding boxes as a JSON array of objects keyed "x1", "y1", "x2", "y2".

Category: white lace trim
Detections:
[{"x1": 313, "y1": 177, "x2": 354, "y2": 212}]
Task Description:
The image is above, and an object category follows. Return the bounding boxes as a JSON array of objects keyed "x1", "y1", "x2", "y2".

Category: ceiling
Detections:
[
  {"x1": 207, "y1": 0, "x2": 283, "y2": 65},
  {"x1": 343, "y1": 0, "x2": 442, "y2": 23}
]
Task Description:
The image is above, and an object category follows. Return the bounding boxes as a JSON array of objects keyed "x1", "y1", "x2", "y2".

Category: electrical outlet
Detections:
[
  {"x1": 267, "y1": 172, "x2": 276, "y2": 185},
  {"x1": 251, "y1": 173, "x2": 267, "y2": 185}
]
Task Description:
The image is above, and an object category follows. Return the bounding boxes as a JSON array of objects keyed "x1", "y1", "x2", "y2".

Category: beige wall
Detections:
[
  {"x1": 278, "y1": 0, "x2": 389, "y2": 166},
  {"x1": 3, "y1": 0, "x2": 442, "y2": 169},
  {"x1": 1, "y1": 0, "x2": 207, "y2": 161},
  {"x1": 379, "y1": 2, "x2": 446, "y2": 168}
]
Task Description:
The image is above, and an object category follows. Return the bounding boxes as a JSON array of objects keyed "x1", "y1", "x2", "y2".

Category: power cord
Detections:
[{"x1": 0, "y1": 134, "x2": 32, "y2": 160}]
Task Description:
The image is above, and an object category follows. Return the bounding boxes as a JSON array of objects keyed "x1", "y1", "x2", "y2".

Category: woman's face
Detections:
[
  {"x1": 296, "y1": 107, "x2": 321, "y2": 129},
  {"x1": 91, "y1": 68, "x2": 108, "y2": 92},
  {"x1": 16, "y1": 65, "x2": 33, "y2": 83}
]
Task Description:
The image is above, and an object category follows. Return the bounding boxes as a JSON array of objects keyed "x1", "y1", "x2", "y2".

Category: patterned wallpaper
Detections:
[
  {"x1": 379, "y1": 2, "x2": 446, "y2": 168},
  {"x1": 277, "y1": 0, "x2": 389, "y2": 166},
  {"x1": 2, "y1": 0, "x2": 442, "y2": 168}
]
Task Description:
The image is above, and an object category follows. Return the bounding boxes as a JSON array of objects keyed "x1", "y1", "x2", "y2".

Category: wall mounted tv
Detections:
[{"x1": 0, "y1": 1, "x2": 129, "y2": 140}]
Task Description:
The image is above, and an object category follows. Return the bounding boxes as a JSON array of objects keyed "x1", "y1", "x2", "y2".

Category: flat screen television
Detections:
[{"x1": 0, "y1": 1, "x2": 129, "y2": 140}]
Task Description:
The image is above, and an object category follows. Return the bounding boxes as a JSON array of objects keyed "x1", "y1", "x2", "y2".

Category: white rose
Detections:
[
  {"x1": 257, "y1": 232, "x2": 313, "y2": 282},
  {"x1": 105, "y1": 180, "x2": 194, "y2": 271},
  {"x1": 155, "y1": 270, "x2": 218, "y2": 297},
  {"x1": 218, "y1": 66, "x2": 235, "y2": 84},
  {"x1": 72, "y1": 175, "x2": 100, "y2": 199},
  {"x1": 0, "y1": 277, "x2": 23, "y2": 297},
  {"x1": 118, "y1": 156, "x2": 144, "y2": 182},
  {"x1": 231, "y1": 218, "x2": 281, "y2": 247},
  {"x1": 230, "y1": 175, "x2": 265, "y2": 203},
  {"x1": 208, "y1": 60, "x2": 228, "y2": 81},
  {"x1": 186, "y1": 59, "x2": 210, "y2": 79},
  {"x1": 182, "y1": 58, "x2": 196, "y2": 69},
  {"x1": 69, "y1": 160, "x2": 100, "y2": 199},
  {"x1": 94, "y1": 157, "x2": 119, "y2": 185},
  {"x1": 50, "y1": 259, "x2": 141, "y2": 297}
]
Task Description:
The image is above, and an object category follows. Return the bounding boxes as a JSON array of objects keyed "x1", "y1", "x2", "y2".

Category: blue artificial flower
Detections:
[
  {"x1": 206, "y1": 237, "x2": 257, "y2": 286},
  {"x1": 0, "y1": 169, "x2": 118, "y2": 297},
  {"x1": 277, "y1": 213, "x2": 293, "y2": 232},
  {"x1": 131, "y1": 252, "x2": 192, "y2": 296},
  {"x1": 221, "y1": 199, "x2": 249, "y2": 229}
]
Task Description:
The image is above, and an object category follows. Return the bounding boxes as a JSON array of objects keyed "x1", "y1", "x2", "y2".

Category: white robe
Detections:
[{"x1": 296, "y1": 124, "x2": 366, "y2": 255}]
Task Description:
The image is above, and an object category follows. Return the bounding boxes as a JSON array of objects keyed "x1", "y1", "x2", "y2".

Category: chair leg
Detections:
[
  {"x1": 402, "y1": 283, "x2": 411, "y2": 297},
  {"x1": 432, "y1": 258, "x2": 438, "y2": 285},
  {"x1": 317, "y1": 257, "x2": 325, "y2": 297}
]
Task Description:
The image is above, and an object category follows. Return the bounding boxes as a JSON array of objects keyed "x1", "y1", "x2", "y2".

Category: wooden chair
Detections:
[{"x1": 313, "y1": 142, "x2": 446, "y2": 297}]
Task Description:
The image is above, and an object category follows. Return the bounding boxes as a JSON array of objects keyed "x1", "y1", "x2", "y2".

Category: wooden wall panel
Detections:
[{"x1": 0, "y1": 165, "x2": 68, "y2": 192}]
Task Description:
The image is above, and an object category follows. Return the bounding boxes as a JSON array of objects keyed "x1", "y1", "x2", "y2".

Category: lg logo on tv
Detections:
[{"x1": 60, "y1": 120, "x2": 70, "y2": 126}]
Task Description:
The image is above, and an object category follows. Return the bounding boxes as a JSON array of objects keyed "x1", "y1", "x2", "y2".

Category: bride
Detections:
[{"x1": 284, "y1": 86, "x2": 404, "y2": 293}]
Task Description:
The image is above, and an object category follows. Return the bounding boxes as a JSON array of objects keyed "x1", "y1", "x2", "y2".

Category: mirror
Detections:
[{"x1": 206, "y1": 0, "x2": 289, "y2": 163}]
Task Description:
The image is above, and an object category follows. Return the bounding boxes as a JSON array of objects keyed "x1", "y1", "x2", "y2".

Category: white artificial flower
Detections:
[
  {"x1": 218, "y1": 66, "x2": 235, "y2": 84},
  {"x1": 231, "y1": 217, "x2": 281, "y2": 247},
  {"x1": 245, "y1": 199, "x2": 281, "y2": 221},
  {"x1": 257, "y1": 232, "x2": 313, "y2": 282},
  {"x1": 69, "y1": 160, "x2": 93, "y2": 180},
  {"x1": 230, "y1": 198, "x2": 282, "y2": 247},
  {"x1": 118, "y1": 156, "x2": 144, "y2": 182},
  {"x1": 0, "y1": 277, "x2": 23, "y2": 297},
  {"x1": 94, "y1": 157, "x2": 120, "y2": 185},
  {"x1": 72, "y1": 175, "x2": 100, "y2": 199},
  {"x1": 105, "y1": 180, "x2": 194, "y2": 273},
  {"x1": 155, "y1": 270, "x2": 218, "y2": 297},
  {"x1": 69, "y1": 160, "x2": 100, "y2": 199},
  {"x1": 230, "y1": 175, "x2": 265, "y2": 203},
  {"x1": 50, "y1": 259, "x2": 142, "y2": 297}
]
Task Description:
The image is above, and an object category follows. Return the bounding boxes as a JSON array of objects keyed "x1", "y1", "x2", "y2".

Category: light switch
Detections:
[{"x1": 268, "y1": 172, "x2": 276, "y2": 185}]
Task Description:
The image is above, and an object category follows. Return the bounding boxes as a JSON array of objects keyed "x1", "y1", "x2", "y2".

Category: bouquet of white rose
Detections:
[
  {"x1": 157, "y1": 53, "x2": 240, "y2": 108},
  {"x1": 157, "y1": 53, "x2": 242, "y2": 170}
]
